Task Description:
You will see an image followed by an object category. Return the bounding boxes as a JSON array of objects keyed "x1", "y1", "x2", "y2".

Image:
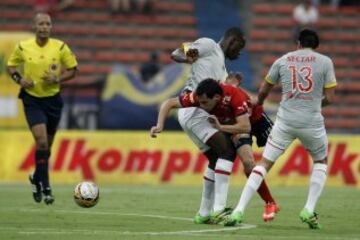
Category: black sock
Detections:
[{"x1": 34, "y1": 150, "x2": 50, "y2": 191}]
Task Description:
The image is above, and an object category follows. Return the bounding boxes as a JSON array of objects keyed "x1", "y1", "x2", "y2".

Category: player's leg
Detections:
[
  {"x1": 42, "y1": 94, "x2": 63, "y2": 204},
  {"x1": 205, "y1": 131, "x2": 236, "y2": 219},
  {"x1": 30, "y1": 123, "x2": 51, "y2": 203},
  {"x1": 21, "y1": 92, "x2": 49, "y2": 203},
  {"x1": 224, "y1": 120, "x2": 295, "y2": 226},
  {"x1": 297, "y1": 126, "x2": 328, "y2": 229},
  {"x1": 193, "y1": 148, "x2": 217, "y2": 224},
  {"x1": 233, "y1": 135, "x2": 279, "y2": 222},
  {"x1": 178, "y1": 108, "x2": 217, "y2": 223},
  {"x1": 179, "y1": 108, "x2": 235, "y2": 221}
]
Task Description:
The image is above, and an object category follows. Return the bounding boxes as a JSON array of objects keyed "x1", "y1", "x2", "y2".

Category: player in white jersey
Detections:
[
  {"x1": 223, "y1": 29, "x2": 337, "y2": 229},
  {"x1": 170, "y1": 27, "x2": 246, "y2": 222}
]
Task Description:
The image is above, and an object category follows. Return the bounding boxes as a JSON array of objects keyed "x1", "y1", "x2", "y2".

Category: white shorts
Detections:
[
  {"x1": 263, "y1": 119, "x2": 328, "y2": 162},
  {"x1": 178, "y1": 107, "x2": 219, "y2": 152}
]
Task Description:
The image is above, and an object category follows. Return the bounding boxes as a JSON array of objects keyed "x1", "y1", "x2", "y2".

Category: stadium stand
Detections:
[
  {"x1": 247, "y1": 1, "x2": 360, "y2": 132},
  {"x1": 0, "y1": 0, "x2": 197, "y2": 84},
  {"x1": 1, "y1": 0, "x2": 358, "y2": 132}
]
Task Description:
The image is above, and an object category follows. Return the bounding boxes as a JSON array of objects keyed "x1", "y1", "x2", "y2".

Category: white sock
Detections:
[
  {"x1": 304, "y1": 163, "x2": 327, "y2": 213},
  {"x1": 198, "y1": 168, "x2": 215, "y2": 217},
  {"x1": 234, "y1": 165, "x2": 267, "y2": 213},
  {"x1": 213, "y1": 159, "x2": 233, "y2": 212}
]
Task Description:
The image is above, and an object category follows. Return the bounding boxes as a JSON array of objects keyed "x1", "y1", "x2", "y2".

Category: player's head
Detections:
[
  {"x1": 33, "y1": 13, "x2": 52, "y2": 40},
  {"x1": 221, "y1": 27, "x2": 246, "y2": 60},
  {"x1": 298, "y1": 29, "x2": 319, "y2": 49},
  {"x1": 225, "y1": 71, "x2": 243, "y2": 87},
  {"x1": 195, "y1": 79, "x2": 223, "y2": 112}
]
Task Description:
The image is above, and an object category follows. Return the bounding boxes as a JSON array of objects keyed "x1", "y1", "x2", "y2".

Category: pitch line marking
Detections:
[
  {"x1": 17, "y1": 226, "x2": 253, "y2": 236},
  {"x1": 4, "y1": 208, "x2": 257, "y2": 235}
]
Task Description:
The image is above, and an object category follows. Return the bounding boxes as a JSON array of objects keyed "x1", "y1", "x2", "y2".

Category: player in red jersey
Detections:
[
  {"x1": 225, "y1": 73, "x2": 279, "y2": 221},
  {"x1": 150, "y1": 79, "x2": 279, "y2": 222}
]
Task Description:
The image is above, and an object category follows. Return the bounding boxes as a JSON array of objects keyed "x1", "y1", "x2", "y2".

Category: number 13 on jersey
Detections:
[{"x1": 288, "y1": 65, "x2": 314, "y2": 93}]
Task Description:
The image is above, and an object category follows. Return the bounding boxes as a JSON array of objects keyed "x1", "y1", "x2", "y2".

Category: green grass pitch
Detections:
[{"x1": 0, "y1": 184, "x2": 359, "y2": 240}]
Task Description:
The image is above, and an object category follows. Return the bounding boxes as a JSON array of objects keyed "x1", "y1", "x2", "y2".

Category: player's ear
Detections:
[{"x1": 214, "y1": 94, "x2": 222, "y2": 101}]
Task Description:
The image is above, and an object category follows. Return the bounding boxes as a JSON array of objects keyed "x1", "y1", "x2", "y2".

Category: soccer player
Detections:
[
  {"x1": 7, "y1": 13, "x2": 78, "y2": 204},
  {"x1": 225, "y1": 73, "x2": 280, "y2": 221},
  {"x1": 170, "y1": 27, "x2": 279, "y2": 223},
  {"x1": 150, "y1": 79, "x2": 279, "y2": 222},
  {"x1": 169, "y1": 27, "x2": 245, "y2": 222},
  {"x1": 224, "y1": 29, "x2": 336, "y2": 229}
]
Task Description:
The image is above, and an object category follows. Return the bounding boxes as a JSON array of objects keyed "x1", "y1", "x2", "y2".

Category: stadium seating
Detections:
[
  {"x1": 0, "y1": 0, "x2": 197, "y2": 85},
  {"x1": 249, "y1": 1, "x2": 360, "y2": 132}
]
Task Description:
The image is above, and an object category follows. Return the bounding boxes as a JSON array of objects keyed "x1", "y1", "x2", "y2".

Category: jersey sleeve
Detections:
[
  {"x1": 324, "y1": 58, "x2": 337, "y2": 88},
  {"x1": 178, "y1": 92, "x2": 199, "y2": 107},
  {"x1": 182, "y1": 38, "x2": 215, "y2": 57},
  {"x1": 230, "y1": 88, "x2": 250, "y2": 116},
  {"x1": 60, "y1": 43, "x2": 78, "y2": 69},
  {"x1": 7, "y1": 43, "x2": 24, "y2": 67},
  {"x1": 265, "y1": 58, "x2": 281, "y2": 85}
]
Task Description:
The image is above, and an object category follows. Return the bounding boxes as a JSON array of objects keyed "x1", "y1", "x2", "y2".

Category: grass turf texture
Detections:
[{"x1": 0, "y1": 184, "x2": 359, "y2": 240}]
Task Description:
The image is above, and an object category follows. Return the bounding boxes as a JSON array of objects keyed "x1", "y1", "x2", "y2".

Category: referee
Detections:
[{"x1": 7, "y1": 13, "x2": 78, "y2": 204}]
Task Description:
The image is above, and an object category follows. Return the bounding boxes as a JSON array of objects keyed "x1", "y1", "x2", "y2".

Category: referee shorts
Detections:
[{"x1": 19, "y1": 89, "x2": 63, "y2": 135}]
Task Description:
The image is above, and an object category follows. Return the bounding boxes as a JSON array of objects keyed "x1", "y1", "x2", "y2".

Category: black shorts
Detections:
[
  {"x1": 19, "y1": 89, "x2": 63, "y2": 135},
  {"x1": 251, "y1": 112, "x2": 273, "y2": 147}
]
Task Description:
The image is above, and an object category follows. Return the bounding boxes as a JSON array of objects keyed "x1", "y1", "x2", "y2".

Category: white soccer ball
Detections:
[{"x1": 74, "y1": 181, "x2": 99, "y2": 208}]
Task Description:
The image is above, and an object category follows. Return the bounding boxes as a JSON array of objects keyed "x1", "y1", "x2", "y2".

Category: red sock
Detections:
[{"x1": 245, "y1": 171, "x2": 275, "y2": 203}]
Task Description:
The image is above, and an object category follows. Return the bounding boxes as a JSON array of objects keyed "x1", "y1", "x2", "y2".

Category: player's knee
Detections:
[
  {"x1": 314, "y1": 157, "x2": 327, "y2": 165},
  {"x1": 218, "y1": 147, "x2": 236, "y2": 162},
  {"x1": 208, "y1": 161, "x2": 216, "y2": 170},
  {"x1": 242, "y1": 159, "x2": 255, "y2": 174},
  {"x1": 35, "y1": 138, "x2": 49, "y2": 150}
]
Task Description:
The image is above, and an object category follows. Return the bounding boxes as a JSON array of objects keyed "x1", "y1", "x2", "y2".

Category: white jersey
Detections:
[
  {"x1": 266, "y1": 48, "x2": 337, "y2": 128},
  {"x1": 182, "y1": 38, "x2": 227, "y2": 92}
]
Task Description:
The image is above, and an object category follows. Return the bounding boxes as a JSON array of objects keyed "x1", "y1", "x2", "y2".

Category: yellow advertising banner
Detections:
[
  {"x1": 0, "y1": 130, "x2": 359, "y2": 187},
  {"x1": 0, "y1": 32, "x2": 33, "y2": 128}
]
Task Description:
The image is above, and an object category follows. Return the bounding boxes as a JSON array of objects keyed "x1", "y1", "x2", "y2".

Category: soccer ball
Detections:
[{"x1": 73, "y1": 181, "x2": 99, "y2": 208}]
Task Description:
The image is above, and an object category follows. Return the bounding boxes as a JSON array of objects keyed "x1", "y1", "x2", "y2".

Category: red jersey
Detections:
[{"x1": 179, "y1": 83, "x2": 263, "y2": 124}]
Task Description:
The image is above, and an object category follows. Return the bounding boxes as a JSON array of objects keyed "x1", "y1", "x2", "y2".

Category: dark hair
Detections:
[
  {"x1": 195, "y1": 79, "x2": 223, "y2": 98},
  {"x1": 298, "y1": 29, "x2": 319, "y2": 49},
  {"x1": 224, "y1": 27, "x2": 244, "y2": 40}
]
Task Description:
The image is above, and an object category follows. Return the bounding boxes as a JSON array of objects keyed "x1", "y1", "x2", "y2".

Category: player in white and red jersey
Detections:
[
  {"x1": 224, "y1": 29, "x2": 337, "y2": 229},
  {"x1": 169, "y1": 27, "x2": 246, "y2": 223},
  {"x1": 150, "y1": 79, "x2": 279, "y2": 223}
]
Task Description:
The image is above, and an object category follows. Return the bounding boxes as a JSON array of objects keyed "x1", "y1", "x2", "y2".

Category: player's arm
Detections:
[
  {"x1": 43, "y1": 42, "x2": 78, "y2": 84},
  {"x1": 208, "y1": 114, "x2": 251, "y2": 134},
  {"x1": 43, "y1": 67, "x2": 77, "y2": 84},
  {"x1": 322, "y1": 58, "x2": 337, "y2": 107},
  {"x1": 257, "y1": 80, "x2": 275, "y2": 105},
  {"x1": 150, "y1": 98, "x2": 181, "y2": 138},
  {"x1": 7, "y1": 66, "x2": 35, "y2": 88},
  {"x1": 322, "y1": 86, "x2": 335, "y2": 107},
  {"x1": 170, "y1": 48, "x2": 199, "y2": 64},
  {"x1": 7, "y1": 43, "x2": 35, "y2": 88},
  {"x1": 258, "y1": 58, "x2": 280, "y2": 105}
]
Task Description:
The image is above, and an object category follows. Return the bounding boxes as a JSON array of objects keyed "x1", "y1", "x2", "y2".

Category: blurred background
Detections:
[{"x1": 0, "y1": 0, "x2": 359, "y2": 187}]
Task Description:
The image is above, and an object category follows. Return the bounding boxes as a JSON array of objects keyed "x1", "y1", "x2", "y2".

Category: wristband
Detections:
[{"x1": 11, "y1": 72, "x2": 22, "y2": 84}]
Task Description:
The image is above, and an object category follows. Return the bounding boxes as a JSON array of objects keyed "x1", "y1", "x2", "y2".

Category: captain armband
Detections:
[{"x1": 11, "y1": 71, "x2": 22, "y2": 84}]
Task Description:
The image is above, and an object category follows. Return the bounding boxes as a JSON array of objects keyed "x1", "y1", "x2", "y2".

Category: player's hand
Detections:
[
  {"x1": 19, "y1": 78, "x2": 35, "y2": 88},
  {"x1": 186, "y1": 49, "x2": 199, "y2": 63},
  {"x1": 42, "y1": 71, "x2": 59, "y2": 84},
  {"x1": 249, "y1": 97, "x2": 258, "y2": 107},
  {"x1": 208, "y1": 115, "x2": 221, "y2": 130},
  {"x1": 150, "y1": 125, "x2": 163, "y2": 138}
]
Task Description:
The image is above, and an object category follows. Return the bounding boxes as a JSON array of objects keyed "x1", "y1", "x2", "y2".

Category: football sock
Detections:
[
  {"x1": 35, "y1": 150, "x2": 50, "y2": 191},
  {"x1": 198, "y1": 168, "x2": 215, "y2": 217},
  {"x1": 304, "y1": 163, "x2": 327, "y2": 213},
  {"x1": 245, "y1": 171, "x2": 275, "y2": 203},
  {"x1": 235, "y1": 165, "x2": 267, "y2": 213},
  {"x1": 213, "y1": 159, "x2": 233, "y2": 212}
]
